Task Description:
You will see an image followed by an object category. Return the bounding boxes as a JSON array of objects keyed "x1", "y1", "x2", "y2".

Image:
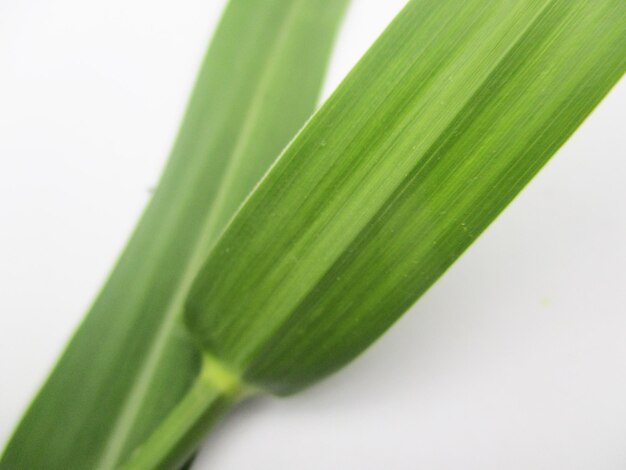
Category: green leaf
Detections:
[
  {"x1": 186, "y1": 0, "x2": 626, "y2": 394},
  {"x1": 0, "y1": 1, "x2": 348, "y2": 468}
]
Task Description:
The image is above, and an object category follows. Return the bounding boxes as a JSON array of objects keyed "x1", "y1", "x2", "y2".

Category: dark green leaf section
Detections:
[
  {"x1": 186, "y1": 0, "x2": 626, "y2": 394},
  {"x1": 0, "y1": 1, "x2": 348, "y2": 468}
]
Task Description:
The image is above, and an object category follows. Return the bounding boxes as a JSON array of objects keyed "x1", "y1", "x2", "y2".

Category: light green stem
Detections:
[{"x1": 120, "y1": 354, "x2": 247, "y2": 470}]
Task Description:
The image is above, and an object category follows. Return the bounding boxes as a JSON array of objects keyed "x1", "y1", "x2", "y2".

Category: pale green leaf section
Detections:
[
  {"x1": 0, "y1": 1, "x2": 348, "y2": 468},
  {"x1": 186, "y1": 0, "x2": 626, "y2": 394}
]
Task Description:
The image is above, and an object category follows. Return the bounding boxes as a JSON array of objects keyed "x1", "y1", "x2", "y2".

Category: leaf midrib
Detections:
[{"x1": 94, "y1": 2, "x2": 305, "y2": 467}]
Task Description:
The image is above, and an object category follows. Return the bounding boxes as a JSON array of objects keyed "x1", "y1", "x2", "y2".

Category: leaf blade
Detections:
[
  {"x1": 186, "y1": 0, "x2": 626, "y2": 393},
  {"x1": 0, "y1": 1, "x2": 348, "y2": 468}
]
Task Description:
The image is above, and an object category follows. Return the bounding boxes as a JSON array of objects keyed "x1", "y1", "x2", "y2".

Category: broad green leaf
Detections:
[
  {"x1": 0, "y1": 1, "x2": 348, "y2": 468},
  {"x1": 186, "y1": 0, "x2": 626, "y2": 395}
]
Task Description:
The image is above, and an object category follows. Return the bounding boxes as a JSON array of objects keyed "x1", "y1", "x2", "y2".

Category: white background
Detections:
[{"x1": 1, "y1": 1, "x2": 625, "y2": 469}]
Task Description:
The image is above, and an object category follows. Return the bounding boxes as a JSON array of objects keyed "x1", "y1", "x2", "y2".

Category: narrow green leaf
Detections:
[
  {"x1": 186, "y1": 0, "x2": 626, "y2": 394},
  {"x1": 0, "y1": 1, "x2": 348, "y2": 468}
]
